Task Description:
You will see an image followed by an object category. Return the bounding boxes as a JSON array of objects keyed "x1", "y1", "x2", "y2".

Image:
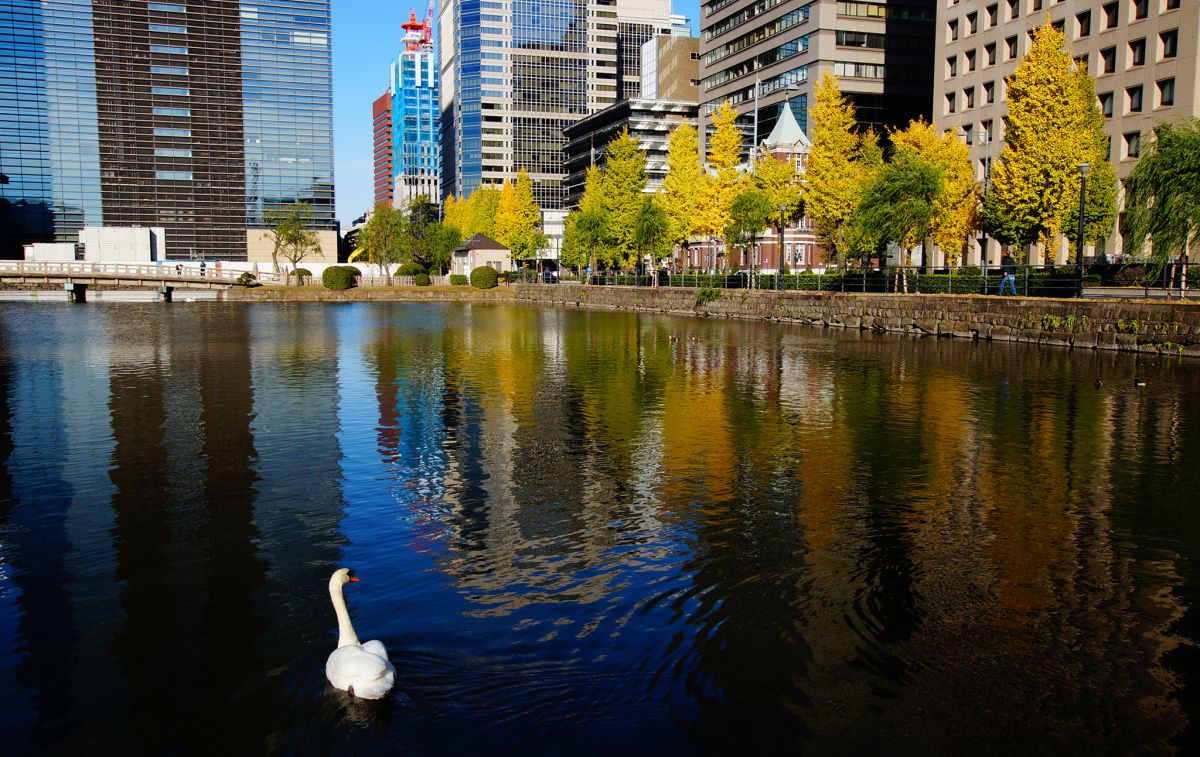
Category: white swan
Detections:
[{"x1": 325, "y1": 568, "x2": 396, "y2": 700}]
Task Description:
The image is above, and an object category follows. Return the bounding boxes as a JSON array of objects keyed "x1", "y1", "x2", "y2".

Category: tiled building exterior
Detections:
[
  {"x1": 372, "y1": 92, "x2": 394, "y2": 207},
  {"x1": 934, "y1": 0, "x2": 1198, "y2": 262}
]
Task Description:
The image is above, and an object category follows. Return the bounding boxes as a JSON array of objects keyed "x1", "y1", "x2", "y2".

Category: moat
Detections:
[{"x1": 1, "y1": 301, "x2": 1198, "y2": 754}]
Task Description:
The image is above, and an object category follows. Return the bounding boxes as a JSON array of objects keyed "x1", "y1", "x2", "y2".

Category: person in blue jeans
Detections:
[{"x1": 998, "y1": 252, "x2": 1017, "y2": 295}]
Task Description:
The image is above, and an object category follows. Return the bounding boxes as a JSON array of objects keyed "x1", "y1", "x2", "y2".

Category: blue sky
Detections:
[{"x1": 332, "y1": 0, "x2": 700, "y2": 226}]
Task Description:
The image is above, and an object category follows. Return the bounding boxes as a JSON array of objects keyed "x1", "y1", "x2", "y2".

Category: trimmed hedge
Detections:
[
  {"x1": 322, "y1": 265, "x2": 359, "y2": 290},
  {"x1": 397, "y1": 262, "x2": 426, "y2": 276},
  {"x1": 414, "y1": 273, "x2": 431, "y2": 286},
  {"x1": 292, "y1": 268, "x2": 312, "y2": 278},
  {"x1": 450, "y1": 274, "x2": 468, "y2": 286},
  {"x1": 470, "y1": 266, "x2": 498, "y2": 289}
]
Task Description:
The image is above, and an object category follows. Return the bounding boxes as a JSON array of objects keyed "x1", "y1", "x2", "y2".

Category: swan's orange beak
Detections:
[{"x1": 349, "y1": 576, "x2": 360, "y2": 582}]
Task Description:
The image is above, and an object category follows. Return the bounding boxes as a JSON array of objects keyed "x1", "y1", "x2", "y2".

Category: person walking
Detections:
[
  {"x1": 199, "y1": 261, "x2": 206, "y2": 278},
  {"x1": 999, "y1": 252, "x2": 1017, "y2": 295}
]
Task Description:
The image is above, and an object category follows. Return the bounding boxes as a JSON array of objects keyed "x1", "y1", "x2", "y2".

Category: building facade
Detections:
[
  {"x1": 698, "y1": 0, "x2": 937, "y2": 156},
  {"x1": 640, "y1": 32, "x2": 701, "y2": 101},
  {"x1": 391, "y1": 10, "x2": 441, "y2": 208},
  {"x1": 562, "y1": 98, "x2": 699, "y2": 207},
  {"x1": 934, "y1": 0, "x2": 1198, "y2": 263},
  {"x1": 0, "y1": 0, "x2": 337, "y2": 261},
  {"x1": 373, "y1": 92, "x2": 395, "y2": 207},
  {"x1": 437, "y1": 0, "x2": 678, "y2": 211}
]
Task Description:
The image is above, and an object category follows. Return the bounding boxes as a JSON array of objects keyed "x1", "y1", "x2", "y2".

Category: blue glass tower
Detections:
[
  {"x1": 390, "y1": 10, "x2": 439, "y2": 205},
  {"x1": 0, "y1": 0, "x2": 336, "y2": 261}
]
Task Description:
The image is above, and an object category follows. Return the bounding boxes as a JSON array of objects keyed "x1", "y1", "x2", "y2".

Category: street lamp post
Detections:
[
  {"x1": 1077, "y1": 162, "x2": 1090, "y2": 298},
  {"x1": 778, "y1": 203, "x2": 787, "y2": 290}
]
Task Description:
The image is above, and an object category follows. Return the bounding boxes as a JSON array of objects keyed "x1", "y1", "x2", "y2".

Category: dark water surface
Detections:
[{"x1": 1, "y1": 302, "x2": 1198, "y2": 755}]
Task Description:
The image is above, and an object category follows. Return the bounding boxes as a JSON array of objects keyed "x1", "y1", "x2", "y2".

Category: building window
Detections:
[
  {"x1": 987, "y1": 4, "x2": 998, "y2": 26},
  {"x1": 151, "y1": 65, "x2": 188, "y2": 76},
  {"x1": 152, "y1": 86, "x2": 189, "y2": 96},
  {"x1": 1158, "y1": 77, "x2": 1175, "y2": 106},
  {"x1": 986, "y1": 42, "x2": 997, "y2": 65},
  {"x1": 1005, "y1": 35, "x2": 1018, "y2": 59},
  {"x1": 154, "y1": 127, "x2": 191, "y2": 137},
  {"x1": 1032, "y1": 0, "x2": 1042, "y2": 11},
  {"x1": 965, "y1": 86, "x2": 976, "y2": 108},
  {"x1": 963, "y1": 123, "x2": 974, "y2": 144},
  {"x1": 966, "y1": 49, "x2": 977, "y2": 71},
  {"x1": 948, "y1": 19, "x2": 959, "y2": 41},
  {"x1": 1127, "y1": 85, "x2": 1143, "y2": 112},
  {"x1": 155, "y1": 171, "x2": 192, "y2": 180},
  {"x1": 1104, "y1": 2, "x2": 1119, "y2": 29},
  {"x1": 154, "y1": 148, "x2": 192, "y2": 158},
  {"x1": 1051, "y1": 18, "x2": 1065, "y2": 33},
  {"x1": 1077, "y1": 11, "x2": 1091, "y2": 37},
  {"x1": 967, "y1": 11, "x2": 978, "y2": 33},
  {"x1": 1100, "y1": 91, "x2": 1114, "y2": 116},
  {"x1": 152, "y1": 107, "x2": 190, "y2": 116},
  {"x1": 1075, "y1": 53, "x2": 1089, "y2": 72},
  {"x1": 1008, "y1": 0, "x2": 1020, "y2": 20},
  {"x1": 946, "y1": 92, "x2": 956, "y2": 114},
  {"x1": 982, "y1": 119, "x2": 993, "y2": 141},
  {"x1": 1161, "y1": 29, "x2": 1177, "y2": 58},
  {"x1": 984, "y1": 80, "x2": 996, "y2": 103},
  {"x1": 1101, "y1": 46, "x2": 1116, "y2": 72},
  {"x1": 1125, "y1": 131, "x2": 1141, "y2": 158},
  {"x1": 1134, "y1": 0, "x2": 1148, "y2": 19},
  {"x1": 1166, "y1": 0, "x2": 1180, "y2": 9},
  {"x1": 1130, "y1": 38, "x2": 1146, "y2": 66},
  {"x1": 149, "y1": 44, "x2": 187, "y2": 55},
  {"x1": 947, "y1": 56, "x2": 958, "y2": 77}
]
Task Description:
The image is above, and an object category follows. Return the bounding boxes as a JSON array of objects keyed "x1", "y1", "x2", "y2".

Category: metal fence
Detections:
[{"x1": 531, "y1": 263, "x2": 1195, "y2": 299}]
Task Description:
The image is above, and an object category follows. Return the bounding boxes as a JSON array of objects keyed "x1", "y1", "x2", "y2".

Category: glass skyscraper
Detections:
[
  {"x1": 0, "y1": 0, "x2": 335, "y2": 261},
  {"x1": 438, "y1": 0, "x2": 677, "y2": 210},
  {"x1": 390, "y1": 10, "x2": 439, "y2": 207}
]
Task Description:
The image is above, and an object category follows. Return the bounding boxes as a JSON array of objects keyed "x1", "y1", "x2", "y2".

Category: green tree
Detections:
[
  {"x1": 660, "y1": 122, "x2": 707, "y2": 266},
  {"x1": 1124, "y1": 119, "x2": 1200, "y2": 294},
  {"x1": 634, "y1": 198, "x2": 671, "y2": 274},
  {"x1": 573, "y1": 210, "x2": 606, "y2": 280},
  {"x1": 428, "y1": 222, "x2": 462, "y2": 275},
  {"x1": 1064, "y1": 68, "x2": 1118, "y2": 259},
  {"x1": 726, "y1": 189, "x2": 775, "y2": 283},
  {"x1": 857, "y1": 149, "x2": 944, "y2": 286},
  {"x1": 400, "y1": 194, "x2": 440, "y2": 271},
  {"x1": 890, "y1": 120, "x2": 978, "y2": 266},
  {"x1": 358, "y1": 202, "x2": 407, "y2": 282},
  {"x1": 598, "y1": 130, "x2": 648, "y2": 268},
  {"x1": 263, "y1": 202, "x2": 320, "y2": 284},
  {"x1": 806, "y1": 73, "x2": 864, "y2": 264},
  {"x1": 985, "y1": 20, "x2": 1094, "y2": 262}
]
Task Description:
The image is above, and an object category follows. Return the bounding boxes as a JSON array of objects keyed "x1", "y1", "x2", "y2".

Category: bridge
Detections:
[{"x1": 0, "y1": 261, "x2": 282, "y2": 301}]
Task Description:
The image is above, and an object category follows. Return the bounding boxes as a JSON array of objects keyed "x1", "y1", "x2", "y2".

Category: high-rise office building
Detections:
[
  {"x1": 0, "y1": 0, "x2": 337, "y2": 261},
  {"x1": 373, "y1": 92, "x2": 395, "y2": 207},
  {"x1": 437, "y1": 0, "x2": 678, "y2": 211},
  {"x1": 935, "y1": 0, "x2": 1199, "y2": 262},
  {"x1": 390, "y1": 10, "x2": 440, "y2": 207},
  {"x1": 698, "y1": 0, "x2": 937, "y2": 155}
]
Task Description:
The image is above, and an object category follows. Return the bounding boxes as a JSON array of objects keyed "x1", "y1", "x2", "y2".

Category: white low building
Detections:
[
  {"x1": 23, "y1": 242, "x2": 78, "y2": 261},
  {"x1": 451, "y1": 234, "x2": 511, "y2": 276},
  {"x1": 80, "y1": 227, "x2": 166, "y2": 262}
]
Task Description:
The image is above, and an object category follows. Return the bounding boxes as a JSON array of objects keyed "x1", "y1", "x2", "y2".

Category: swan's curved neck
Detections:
[{"x1": 329, "y1": 578, "x2": 361, "y2": 648}]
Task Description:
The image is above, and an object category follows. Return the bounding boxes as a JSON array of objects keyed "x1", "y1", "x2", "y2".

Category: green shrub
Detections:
[
  {"x1": 414, "y1": 273, "x2": 431, "y2": 286},
  {"x1": 236, "y1": 271, "x2": 259, "y2": 287},
  {"x1": 292, "y1": 268, "x2": 312, "y2": 278},
  {"x1": 322, "y1": 266, "x2": 357, "y2": 290},
  {"x1": 397, "y1": 262, "x2": 425, "y2": 277},
  {"x1": 470, "y1": 266, "x2": 498, "y2": 289},
  {"x1": 450, "y1": 274, "x2": 468, "y2": 286},
  {"x1": 695, "y1": 286, "x2": 722, "y2": 305},
  {"x1": 343, "y1": 266, "x2": 362, "y2": 277}
]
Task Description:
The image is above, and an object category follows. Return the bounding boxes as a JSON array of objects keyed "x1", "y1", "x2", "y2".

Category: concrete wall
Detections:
[
  {"x1": 513, "y1": 285, "x2": 1200, "y2": 358},
  {"x1": 80, "y1": 227, "x2": 165, "y2": 261},
  {"x1": 245, "y1": 229, "x2": 338, "y2": 266},
  {"x1": 23, "y1": 242, "x2": 77, "y2": 261}
]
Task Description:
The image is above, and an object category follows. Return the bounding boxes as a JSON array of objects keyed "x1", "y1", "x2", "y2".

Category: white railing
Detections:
[{"x1": 0, "y1": 261, "x2": 282, "y2": 284}]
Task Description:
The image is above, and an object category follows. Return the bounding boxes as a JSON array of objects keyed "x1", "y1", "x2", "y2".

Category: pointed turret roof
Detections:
[{"x1": 763, "y1": 104, "x2": 811, "y2": 150}]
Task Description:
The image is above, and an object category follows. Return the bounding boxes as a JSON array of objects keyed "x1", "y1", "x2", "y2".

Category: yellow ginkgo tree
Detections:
[{"x1": 890, "y1": 119, "x2": 978, "y2": 266}]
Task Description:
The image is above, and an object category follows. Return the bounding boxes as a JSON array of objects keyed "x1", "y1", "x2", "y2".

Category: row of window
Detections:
[
  {"x1": 947, "y1": 0, "x2": 1177, "y2": 43},
  {"x1": 1098, "y1": 77, "x2": 1175, "y2": 116},
  {"x1": 946, "y1": 28, "x2": 1175, "y2": 81}
]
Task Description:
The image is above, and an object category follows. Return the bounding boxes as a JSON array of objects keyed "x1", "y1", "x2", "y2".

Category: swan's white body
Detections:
[{"x1": 325, "y1": 569, "x2": 396, "y2": 700}]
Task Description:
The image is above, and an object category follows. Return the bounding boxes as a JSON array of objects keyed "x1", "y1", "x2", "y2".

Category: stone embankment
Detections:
[
  {"x1": 513, "y1": 284, "x2": 1200, "y2": 358},
  {"x1": 225, "y1": 283, "x2": 1200, "y2": 357}
]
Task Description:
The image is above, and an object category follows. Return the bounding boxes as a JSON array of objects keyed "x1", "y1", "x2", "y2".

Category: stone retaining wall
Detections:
[
  {"x1": 226, "y1": 286, "x2": 514, "y2": 303},
  {"x1": 513, "y1": 284, "x2": 1200, "y2": 358}
]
